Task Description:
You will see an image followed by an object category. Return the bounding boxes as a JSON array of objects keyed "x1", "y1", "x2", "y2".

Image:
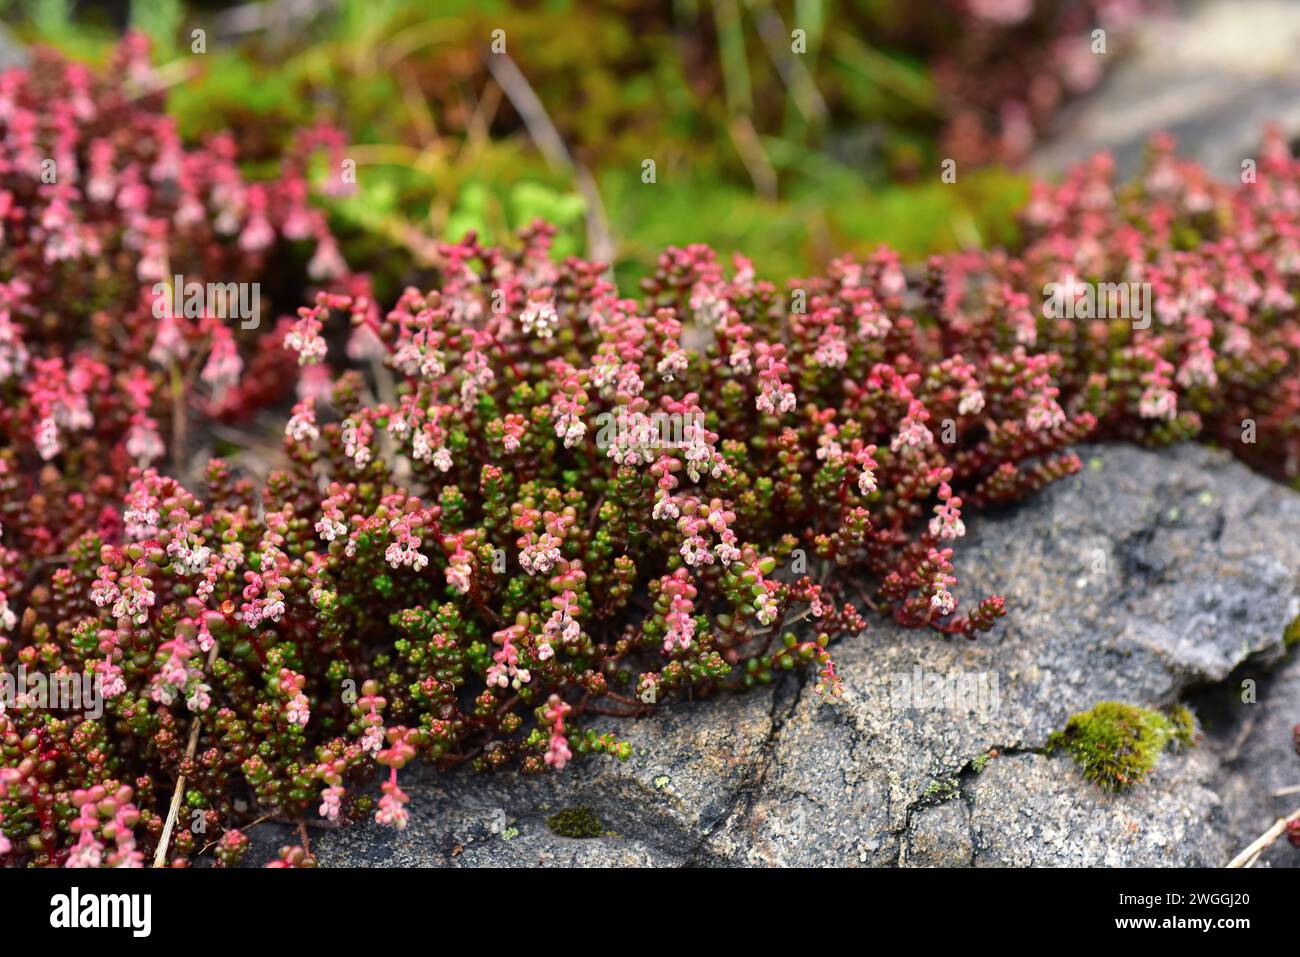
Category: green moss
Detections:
[
  {"x1": 545, "y1": 806, "x2": 605, "y2": 839},
  {"x1": 1284, "y1": 614, "x2": 1300, "y2": 648},
  {"x1": 970, "y1": 754, "x2": 990, "y2": 774},
  {"x1": 922, "y1": 778, "x2": 959, "y2": 802},
  {"x1": 1165, "y1": 705, "x2": 1197, "y2": 746},
  {"x1": 1047, "y1": 702, "x2": 1196, "y2": 792}
]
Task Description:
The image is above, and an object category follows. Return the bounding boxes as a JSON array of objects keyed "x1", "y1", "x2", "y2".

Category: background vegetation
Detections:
[{"x1": 0, "y1": 0, "x2": 1106, "y2": 290}]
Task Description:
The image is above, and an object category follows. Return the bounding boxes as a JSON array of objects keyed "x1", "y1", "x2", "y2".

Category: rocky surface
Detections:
[
  {"x1": 1031, "y1": 0, "x2": 1300, "y2": 181},
  {"x1": 0, "y1": 25, "x2": 26, "y2": 72},
  {"x1": 290, "y1": 443, "x2": 1300, "y2": 867},
  {"x1": 1195, "y1": 633, "x2": 1300, "y2": 868}
]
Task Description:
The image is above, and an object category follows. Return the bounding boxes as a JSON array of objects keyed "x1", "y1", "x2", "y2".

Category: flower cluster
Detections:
[
  {"x1": 3, "y1": 94, "x2": 1299, "y2": 865},
  {"x1": 933, "y1": 0, "x2": 1151, "y2": 166},
  {"x1": 0, "y1": 37, "x2": 352, "y2": 596},
  {"x1": 991, "y1": 128, "x2": 1300, "y2": 481},
  {"x1": 1, "y1": 222, "x2": 1079, "y2": 864}
]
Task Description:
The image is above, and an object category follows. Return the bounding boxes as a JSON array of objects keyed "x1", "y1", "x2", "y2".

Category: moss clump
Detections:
[
  {"x1": 1165, "y1": 704, "x2": 1197, "y2": 746},
  {"x1": 922, "y1": 778, "x2": 960, "y2": 802},
  {"x1": 545, "y1": 807, "x2": 605, "y2": 839},
  {"x1": 1284, "y1": 614, "x2": 1300, "y2": 648},
  {"x1": 1047, "y1": 702, "x2": 1196, "y2": 792}
]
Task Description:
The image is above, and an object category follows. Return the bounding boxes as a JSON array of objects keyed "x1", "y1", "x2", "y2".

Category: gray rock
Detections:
[
  {"x1": 968, "y1": 749, "x2": 1231, "y2": 867},
  {"x1": 1198, "y1": 641, "x2": 1300, "y2": 867},
  {"x1": 305, "y1": 443, "x2": 1300, "y2": 867},
  {"x1": 1031, "y1": 0, "x2": 1300, "y2": 181},
  {"x1": 307, "y1": 683, "x2": 780, "y2": 867},
  {"x1": 0, "y1": 25, "x2": 26, "y2": 73}
]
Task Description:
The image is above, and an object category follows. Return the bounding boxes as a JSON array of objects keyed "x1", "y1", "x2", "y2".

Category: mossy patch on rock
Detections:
[
  {"x1": 1047, "y1": 701, "x2": 1196, "y2": 792},
  {"x1": 545, "y1": 807, "x2": 605, "y2": 838},
  {"x1": 922, "y1": 778, "x2": 960, "y2": 802},
  {"x1": 1284, "y1": 614, "x2": 1300, "y2": 648}
]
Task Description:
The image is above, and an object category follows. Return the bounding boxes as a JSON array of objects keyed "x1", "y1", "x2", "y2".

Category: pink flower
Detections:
[
  {"x1": 200, "y1": 328, "x2": 243, "y2": 400},
  {"x1": 892, "y1": 401, "x2": 935, "y2": 452},
  {"x1": 361, "y1": 719, "x2": 385, "y2": 755},
  {"x1": 500, "y1": 413, "x2": 527, "y2": 452},
  {"x1": 285, "y1": 309, "x2": 329, "y2": 365},
  {"x1": 929, "y1": 485, "x2": 966, "y2": 540},
  {"x1": 341, "y1": 416, "x2": 373, "y2": 467},
  {"x1": 519, "y1": 532, "x2": 563, "y2": 577},
  {"x1": 930, "y1": 585, "x2": 956, "y2": 617},
  {"x1": 319, "y1": 785, "x2": 344, "y2": 822},
  {"x1": 126, "y1": 417, "x2": 164, "y2": 465},
  {"x1": 64, "y1": 832, "x2": 104, "y2": 869},
  {"x1": 659, "y1": 569, "x2": 698, "y2": 650},
  {"x1": 385, "y1": 517, "x2": 429, "y2": 571},
  {"x1": 286, "y1": 692, "x2": 310, "y2": 727},
  {"x1": 309, "y1": 236, "x2": 346, "y2": 280},
  {"x1": 543, "y1": 695, "x2": 574, "y2": 770},
  {"x1": 1139, "y1": 385, "x2": 1178, "y2": 420},
  {"x1": 545, "y1": 732, "x2": 573, "y2": 770},
  {"x1": 445, "y1": 546, "x2": 474, "y2": 594},
  {"x1": 375, "y1": 777, "x2": 410, "y2": 829},
  {"x1": 286, "y1": 399, "x2": 320, "y2": 443},
  {"x1": 814, "y1": 658, "x2": 843, "y2": 699},
  {"x1": 968, "y1": 0, "x2": 1031, "y2": 25},
  {"x1": 520, "y1": 288, "x2": 558, "y2": 338}
]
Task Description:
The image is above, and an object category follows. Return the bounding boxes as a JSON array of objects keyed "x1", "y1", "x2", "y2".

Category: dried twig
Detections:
[
  {"x1": 213, "y1": 0, "x2": 333, "y2": 40},
  {"x1": 379, "y1": 17, "x2": 460, "y2": 70},
  {"x1": 129, "y1": 58, "x2": 200, "y2": 100},
  {"x1": 1226, "y1": 806, "x2": 1300, "y2": 868},
  {"x1": 748, "y1": 0, "x2": 829, "y2": 124},
  {"x1": 463, "y1": 79, "x2": 502, "y2": 156},
  {"x1": 727, "y1": 115, "x2": 778, "y2": 203},
  {"x1": 1223, "y1": 709, "x2": 1259, "y2": 763},
  {"x1": 170, "y1": 362, "x2": 187, "y2": 482},
  {"x1": 482, "y1": 50, "x2": 615, "y2": 265},
  {"x1": 397, "y1": 62, "x2": 439, "y2": 149},
  {"x1": 152, "y1": 643, "x2": 221, "y2": 867}
]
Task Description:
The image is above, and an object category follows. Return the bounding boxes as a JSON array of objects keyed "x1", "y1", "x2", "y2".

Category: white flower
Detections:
[
  {"x1": 520, "y1": 295, "x2": 558, "y2": 338},
  {"x1": 958, "y1": 389, "x2": 985, "y2": 416}
]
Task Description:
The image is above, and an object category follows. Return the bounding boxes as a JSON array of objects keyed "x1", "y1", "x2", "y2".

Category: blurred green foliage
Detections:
[{"x1": 4, "y1": 0, "x2": 1032, "y2": 285}]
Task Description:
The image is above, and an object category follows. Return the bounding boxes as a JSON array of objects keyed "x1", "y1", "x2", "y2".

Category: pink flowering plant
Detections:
[
  {"x1": 6, "y1": 222, "x2": 1074, "y2": 865},
  {"x1": 1002, "y1": 130, "x2": 1300, "y2": 480},
  {"x1": 3, "y1": 39, "x2": 1299, "y2": 866},
  {"x1": 0, "y1": 35, "x2": 357, "y2": 707},
  {"x1": 0, "y1": 37, "x2": 354, "y2": 575}
]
